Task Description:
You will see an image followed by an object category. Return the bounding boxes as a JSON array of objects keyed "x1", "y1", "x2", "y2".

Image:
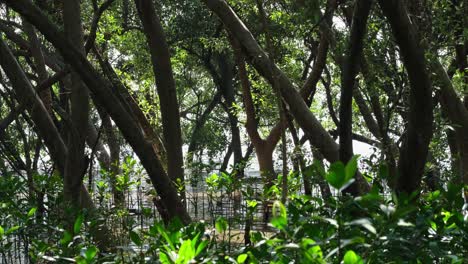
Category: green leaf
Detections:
[
  {"x1": 130, "y1": 230, "x2": 142, "y2": 246},
  {"x1": 60, "y1": 230, "x2": 73, "y2": 246},
  {"x1": 159, "y1": 252, "x2": 172, "y2": 264},
  {"x1": 155, "y1": 224, "x2": 175, "y2": 250},
  {"x1": 178, "y1": 239, "x2": 195, "y2": 262},
  {"x1": 195, "y1": 240, "x2": 208, "y2": 256},
  {"x1": 345, "y1": 155, "x2": 359, "y2": 183},
  {"x1": 41, "y1": 255, "x2": 57, "y2": 262},
  {"x1": 274, "y1": 201, "x2": 287, "y2": 219},
  {"x1": 322, "y1": 218, "x2": 338, "y2": 227},
  {"x1": 397, "y1": 219, "x2": 414, "y2": 227},
  {"x1": 0, "y1": 225, "x2": 4, "y2": 238},
  {"x1": 446, "y1": 183, "x2": 463, "y2": 205},
  {"x1": 5, "y1": 226, "x2": 20, "y2": 235},
  {"x1": 271, "y1": 201, "x2": 287, "y2": 230},
  {"x1": 378, "y1": 164, "x2": 389, "y2": 179},
  {"x1": 312, "y1": 160, "x2": 326, "y2": 178},
  {"x1": 237, "y1": 254, "x2": 248, "y2": 263},
  {"x1": 325, "y1": 161, "x2": 345, "y2": 189},
  {"x1": 246, "y1": 200, "x2": 258, "y2": 209},
  {"x1": 84, "y1": 246, "x2": 98, "y2": 261},
  {"x1": 74, "y1": 213, "x2": 84, "y2": 234},
  {"x1": 427, "y1": 190, "x2": 441, "y2": 202},
  {"x1": 301, "y1": 239, "x2": 323, "y2": 261},
  {"x1": 75, "y1": 256, "x2": 87, "y2": 264},
  {"x1": 58, "y1": 257, "x2": 77, "y2": 262},
  {"x1": 302, "y1": 165, "x2": 314, "y2": 178},
  {"x1": 215, "y1": 217, "x2": 228, "y2": 233},
  {"x1": 343, "y1": 250, "x2": 363, "y2": 264},
  {"x1": 191, "y1": 233, "x2": 200, "y2": 250},
  {"x1": 27, "y1": 207, "x2": 37, "y2": 218}
]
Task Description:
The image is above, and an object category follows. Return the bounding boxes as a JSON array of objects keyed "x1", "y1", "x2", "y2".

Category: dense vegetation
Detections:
[{"x1": 0, "y1": 0, "x2": 466, "y2": 263}]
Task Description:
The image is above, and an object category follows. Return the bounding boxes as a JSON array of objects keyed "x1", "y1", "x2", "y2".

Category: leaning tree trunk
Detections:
[
  {"x1": 3, "y1": 0, "x2": 191, "y2": 224},
  {"x1": 432, "y1": 59, "x2": 468, "y2": 195},
  {"x1": 22, "y1": 19, "x2": 51, "y2": 219},
  {"x1": 92, "y1": 46, "x2": 168, "y2": 166},
  {"x1": 231, "y1": 37, "x2": 280, "y2": 185},
  {"x1": 22, "y1": 21, "x2": 52, "y2": 114},
  {"x1": 203, "y1": 0, "x2": 370, "y2": 194},
  {"x1": 0, "y1": 38, "x2": 113, "y2": 250}
]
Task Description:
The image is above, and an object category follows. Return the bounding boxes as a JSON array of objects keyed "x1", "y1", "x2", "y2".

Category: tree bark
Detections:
[
  {"x1": 217, "y1": 54, "x2": 243, "y2": 176},
  {"x1": 91, "y1": 46, "x2": 167, "y2": 165},
  {"x1": 134, "y1": 0, "x2": 185, "y2": 202},
  {"x1": 99, "y1": 107, "x2": 124, "y2": 206},
  {"x1": 338, "y1": 0, "x2": 372, "y2": 195},
  {"x1": 21, "y1": 19, "x2": 52, "y2": 219},
  {"x1": 432, "y1": 59, "x2": 468, "y2": 190},
  {"x1": 0, "y1": 21, "x2": 64, "y2": 72},
  {"x1": 231, "y1": 37, "x2": 278, "y2": 183},
  {"x1": 450, "y1": 0, "x2": 467, "y2": 109},
  {"x1": 286, "y1": 114, "x2": 311, "y2": 195},
  {"x1": 187, "y1": 92, "x2": 222, "y2": 163},
  {"x1": 338, "y1": 7, "x2": 399, "y2": 188},
  {"x1": 3, "y1": 0, "x2": 190, "y2": 224},
  {"x1": 299, "y1": 0, "x2": 335, "y2": 104},
  {"x1": 22, "y1": 20, "x2": 52, "y2": 114},
  {"x1": 311, "y1": 147, "x2": 332, "y2": 199},
  {"x1": 378, "y1": 0, "x2": 434, "y2": 194},
  {"x1": 86, "y1": 120, "x2": 111, "y2": 169},
  {"x1": 62, "y1": 0, "x2": 90, "y2": 213},
  {"x1": 0, "y1": 36, "x2": 112, "y2": 250},
  {"x1": 203, "y1": 0, "x2": 370, "y2": 194}
]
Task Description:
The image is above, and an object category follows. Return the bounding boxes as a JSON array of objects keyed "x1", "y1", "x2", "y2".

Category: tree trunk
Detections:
[
  {"x1": 446, "y1": 127, "x2": 461, "y2": 181},
  {"x1": 99, "y1": 108, "x2": 124, "y2": 206},
  {"x1": 432, "y1": 59, "x2": 468, "y2": 190},
  {"x1": 339, "y1": 0, "x2": 372, "y2": 195},
  {"x1": 62, "y1": 0, "x2": 89, "y2": 212},
  {"x1": 204, "y1": 0, "x2": 370, "y2": 194},
  {"x1": 22, "y1": 20, "x2": 52, "y2": 114},
  {"x1": 287, "y1": 116, "x2": 312, "y2": 195},
  {"x1": 312, "y1": 147, "x2": 332, "y2": 199},
  {"x1": 451, "y1": 0, "x2": 467, "y2": 109},
  {"x1": 187, "y1": 92, "x2": 222, "y2": 164},
  {"x1": 0, "y1": 37, "x2": 112, "y2": 250},
  {"x1": 256, "y1": 145, "x2": 275, "y2": 224},
  {"x1": 86, "y1": 120, "x2": 111, "y2": 169},
  {"x1": 5, "y1": 0, "x2": 190, "y2": 224},
  {"x1": 217, "y1": 53, "x2": 243, "y2": 176},
  {"x1": 231, "y1": 37, "x2": 278, "y2": 185},
  {"x1": 134, "y1": 0, "x2": 185, "y2": 203},
  {"x1": 22, "y1": 18, "x2": 52, "y2": 220},
  {"x1": 378, "y1": 0, "x2": 434, "y2": 195},
  {"x1": 92, "y1": 46, "x2": 167, "y2": 166}
]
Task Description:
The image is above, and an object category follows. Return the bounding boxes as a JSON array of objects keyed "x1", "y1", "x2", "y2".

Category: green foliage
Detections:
[
  {"x1": 326, "y1": 155, "x2": 359, "y2": 191},
  {"x1": 1, "y1": 156, "x2": 467, "y2": 263},
  {"x1": 343, "y1": 250, "x2": 363, "y2": 264},
  {"x1": 74, "y1": 213, "x2": 84, "y2": 234},
  {"x1": 215, "y1": 216, "x2": 228, "y2": 233},
  {"x1": 1, "y1": 0, "x2": 467, "y2": 263},
  {"x1": 270, "y1": 200, "x2": 288, "y2": 230}
]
